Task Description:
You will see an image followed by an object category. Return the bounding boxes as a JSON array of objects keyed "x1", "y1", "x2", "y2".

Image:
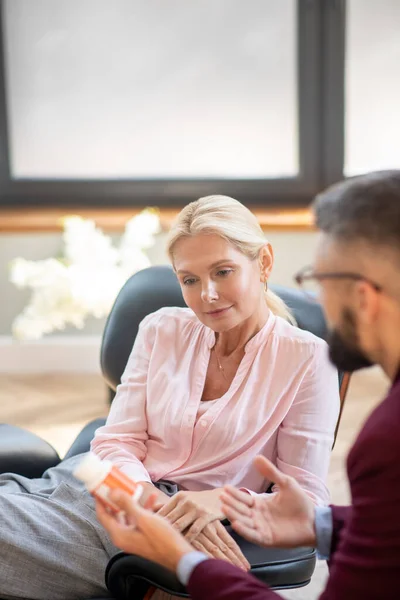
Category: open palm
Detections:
[{"x1": 220, "y1": 456, "x2": 316, "y2": 548}]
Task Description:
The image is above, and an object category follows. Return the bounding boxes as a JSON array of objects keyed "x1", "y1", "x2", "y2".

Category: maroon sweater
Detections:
[{"x1": 188, "y1": 370, "x2": 400, "y2": 600}]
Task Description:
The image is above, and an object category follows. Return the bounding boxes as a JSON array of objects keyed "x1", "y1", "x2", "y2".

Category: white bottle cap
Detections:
[{"x1": 73, "y1": 452, "x2": 112, "y2": 492}]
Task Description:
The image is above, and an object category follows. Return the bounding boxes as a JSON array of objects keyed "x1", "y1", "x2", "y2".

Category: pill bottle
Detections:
[{"x1": 73, "y1": 452, "x2": 143, "y2": 513}]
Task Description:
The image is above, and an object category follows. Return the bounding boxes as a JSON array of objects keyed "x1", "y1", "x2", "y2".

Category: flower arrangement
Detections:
[{"x1": 9, "y1": 209, "x2": 161, "y2": 340}]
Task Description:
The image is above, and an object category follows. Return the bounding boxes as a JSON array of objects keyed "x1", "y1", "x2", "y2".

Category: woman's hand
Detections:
[
  {"x1": 156, "y1": 489, "x2": 249, "y2": 570},
  {"x1": 96, "y1": 490, "x2": 194, "y2": 574},
  {"x1": 138, "y1": 481, "x2": 169, "y2": 510},
  {"x1": 156, "y1": 489, "x2": 225, "y2": 539},
  {"x1": 191, "y1": 521, "x2": 250, "y2": 571},
  {"x1": 220, "y1": 455, "x2": 316, "y2": 549}
]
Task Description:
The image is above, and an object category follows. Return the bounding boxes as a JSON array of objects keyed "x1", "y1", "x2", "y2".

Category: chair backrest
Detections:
[{"x1": 101, "y1": 265, "x2": 348, "y2": 440}]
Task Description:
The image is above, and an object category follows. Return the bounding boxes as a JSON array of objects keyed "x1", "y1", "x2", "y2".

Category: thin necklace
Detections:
[{"x1": 213, "y1": 347, "x2": 228, "y2": 381}]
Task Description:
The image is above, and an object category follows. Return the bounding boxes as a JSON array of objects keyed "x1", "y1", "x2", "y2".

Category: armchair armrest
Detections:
[
  {"x1": 106, "y1": 527, "x2": 316, "y2": 599},
  {"x1": 106, "y1": 552, "x2": 187, "y2": 599},
  {"x1": 0, "y1": 424, "x2": 60, "y2": 478}
]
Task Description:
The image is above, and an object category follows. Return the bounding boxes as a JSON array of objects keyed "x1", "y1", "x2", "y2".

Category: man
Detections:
[{"x1": 97, "y1": 170, "x2": 400, "y2": 599}]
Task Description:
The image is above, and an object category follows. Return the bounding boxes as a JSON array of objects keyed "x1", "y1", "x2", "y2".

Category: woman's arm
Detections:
[
  {"x1": 91, "y1": 312, "x2": 160, "y2": 484},
  {"x1": 273, "y1": 341, "x2": 340, "y2": 505}
]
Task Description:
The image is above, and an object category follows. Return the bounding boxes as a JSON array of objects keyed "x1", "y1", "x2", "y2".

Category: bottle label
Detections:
[
  {"x1": 94, "y1": 483, "x2": 142, "y2": 514},
  {"x1": 96, "y1": 483, "x2": 112, "y2": 502}
]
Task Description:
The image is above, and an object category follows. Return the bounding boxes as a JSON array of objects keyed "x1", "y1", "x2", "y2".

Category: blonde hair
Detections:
[{"x1": 167, "y1": 195, "x2": 295, "y2": 324}]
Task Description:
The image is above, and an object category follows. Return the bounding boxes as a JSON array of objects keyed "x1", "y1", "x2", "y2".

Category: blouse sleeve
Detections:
[
  {"x1": 272, "y1": 341, "x2": 340, "y2": 505},
  {"x1": 90, "y1": 311, "x2": 160, "y2": 483}
]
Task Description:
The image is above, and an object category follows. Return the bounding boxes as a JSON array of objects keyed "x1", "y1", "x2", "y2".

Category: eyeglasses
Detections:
[{"x1": 294, "y1": 266, "x2": 383, "y2": 297}]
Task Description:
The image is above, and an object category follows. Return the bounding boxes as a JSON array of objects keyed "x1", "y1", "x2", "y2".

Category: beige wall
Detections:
[{"x1": 0, "y1": 230, "x2": 318, "y2": 336}]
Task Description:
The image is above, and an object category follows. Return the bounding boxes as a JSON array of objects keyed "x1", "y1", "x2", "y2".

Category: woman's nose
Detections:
[{"x1": 201, "y1": 282, "x2": 219, "y2": 303}]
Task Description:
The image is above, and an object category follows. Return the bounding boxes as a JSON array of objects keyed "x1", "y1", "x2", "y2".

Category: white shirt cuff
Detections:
[
  {"x1": 176, "y1": 551, "x2": 209, "y2": 586},
  {"x1": 315, "y1": 506, "x2": 333, "y2": 560}
]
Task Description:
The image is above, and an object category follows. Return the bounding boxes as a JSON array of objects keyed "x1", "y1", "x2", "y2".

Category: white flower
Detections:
[
  {"x1": 120, "y1": 208, "x2": 161, "y2": 251},
  {"x1": 9, "y1": 258, "x2": 66, "y2": 289},
  {"x1": 63, "y1": 216, "x2": 119, "y2": 268},
  {"x1": 9, "y1": 258, "x2": 36, "y2": 288},
  {"x1": 10, "y1": 208, "x2": 161, "y2": 340}
]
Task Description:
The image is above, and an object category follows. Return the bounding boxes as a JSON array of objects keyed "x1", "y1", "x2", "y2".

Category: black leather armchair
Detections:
[{"x1": 0, "y1": 265, "x2": 349, "y2": 599}]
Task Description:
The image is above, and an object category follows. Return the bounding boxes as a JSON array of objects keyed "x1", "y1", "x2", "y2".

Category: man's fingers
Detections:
[
  {"x1": 229, "y1": 520, "x2": 263, "y2": 546},
  {"x1": 220, "y1": 490, "x2": 253, "y2": 517},
  {"x1": 107, "y1": 490, "x2": 145, "y2": 522},
  {"x1": 95, "y1": 498, "x2": 143, "y2": 550},
  {"x1": 253, "y1": 456, "x2": 288, "y2": 487},
  {"x1": 95, "y1": 500, "x2": 116, "y2": 530},
  {"x1": 222, "y1": 486, "x2": 254, "y2": 507},
  {"x1": 220, "y1": 504, "x2": 256, "y2": 531},
  {"x1": 144, "y1": 492, "x2": 158, "y2": 511}
]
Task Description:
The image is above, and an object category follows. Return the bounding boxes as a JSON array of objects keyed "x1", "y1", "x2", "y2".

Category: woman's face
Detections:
[{"x1": 172, "y1": 234, "x2": 272, "y2": 332}]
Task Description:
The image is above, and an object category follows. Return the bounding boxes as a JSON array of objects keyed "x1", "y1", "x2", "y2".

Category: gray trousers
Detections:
[{"x1": 0, "y1": 454, "x2": 176, "y2": 600}]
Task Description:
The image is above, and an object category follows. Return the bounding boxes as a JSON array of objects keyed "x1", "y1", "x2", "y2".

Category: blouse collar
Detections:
[{"x1": 205, "y1": 310, "x2": 276, "y2": 353}]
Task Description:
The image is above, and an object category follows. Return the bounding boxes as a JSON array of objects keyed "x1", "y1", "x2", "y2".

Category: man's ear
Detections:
[
  {"x1": 259, "y1": 243, "x2": 274, "y2": 283},
  {"x1": 356, "y1": 281, "x2": 380, "y2": 325}
]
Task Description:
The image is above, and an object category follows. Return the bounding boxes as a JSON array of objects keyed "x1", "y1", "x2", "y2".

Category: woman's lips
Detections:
[{"x1": 205, "y1": 306, "x2": 233, "y2": 317}]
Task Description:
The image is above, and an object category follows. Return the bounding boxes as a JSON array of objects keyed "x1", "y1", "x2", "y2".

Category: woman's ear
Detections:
[{"x1": 259, "y1": 243, "x2": 274, "y2": 282}]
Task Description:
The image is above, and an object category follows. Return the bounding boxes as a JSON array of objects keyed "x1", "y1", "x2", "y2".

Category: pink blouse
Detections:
[{"x1": 91, "y1": 307, "x2": 340, "y2": 505}]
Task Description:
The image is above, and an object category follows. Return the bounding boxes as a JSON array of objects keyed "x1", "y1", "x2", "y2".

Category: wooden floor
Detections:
[
  {"x1": 0, "y1": 373, "x2": 109, "y2": 458},
  {"x1": 0, "y1": 367, "x2": 390, "y2": 599}
]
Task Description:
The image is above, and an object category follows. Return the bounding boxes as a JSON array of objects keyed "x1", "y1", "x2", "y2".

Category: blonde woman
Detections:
[
  {"x1": 92, "y1": 197, "x2": 339, "y2": 555},
  {"x1": 0, "y1": 196, "x2": 339, "y2": 599}
]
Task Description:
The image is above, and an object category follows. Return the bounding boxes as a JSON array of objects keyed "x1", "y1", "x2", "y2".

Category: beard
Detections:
[{"x1": 327, "y1": 308, "x2": 374, "y2": 372}]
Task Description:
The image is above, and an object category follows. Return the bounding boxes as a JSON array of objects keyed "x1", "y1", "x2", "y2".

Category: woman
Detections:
[{"x1": 0, "y1": 196, "x2": 339, "y2": 600}]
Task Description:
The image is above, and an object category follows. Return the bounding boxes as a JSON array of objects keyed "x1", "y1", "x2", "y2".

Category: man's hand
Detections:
[
  {"x1": 96, "y1": 490, "x2": 194, "y2": 574},
  {"x1": 191, "y1": 520, "x2": 250, "y2": 571},
  {"x1": 156, "y1": 489, "x2": 224, "y2": 538},
  {"x1": 220, "y1": 456, "x2": 316, "y2": 548}
]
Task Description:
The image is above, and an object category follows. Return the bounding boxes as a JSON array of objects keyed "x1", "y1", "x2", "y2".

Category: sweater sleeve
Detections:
[
  {"x1": 318, "y1": 418, "x2": 400, "y2": 599},
  {"x1": 188, "y1": 560, "x2": 280, "y2": 600},
  {"x1": 329, "y1": 505, "x2": 351, "y2": 558}
]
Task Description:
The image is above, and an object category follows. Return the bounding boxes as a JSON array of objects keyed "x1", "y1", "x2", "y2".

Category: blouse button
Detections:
[{"x1": 200, "y1": 420, "x2": 208, "y2": 427}]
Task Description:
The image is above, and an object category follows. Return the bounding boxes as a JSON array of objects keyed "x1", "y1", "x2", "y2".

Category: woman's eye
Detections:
[
  {"x1": 217, "y1": 269, "x2": 233, "y2": 277},
  {"x1": 183, "y1": 278, "x2": 197, "y2": 286}
]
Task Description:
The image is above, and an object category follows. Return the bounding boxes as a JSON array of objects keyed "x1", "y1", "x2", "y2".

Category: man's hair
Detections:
[{"x1": 313, "y1": 170, "x2": 400, "y2": 250}]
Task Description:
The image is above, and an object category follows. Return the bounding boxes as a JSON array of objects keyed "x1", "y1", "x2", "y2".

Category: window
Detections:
[
  {"x1": 0, "y1": 1, "x2": 343, "y2": 207},
  {"x1": 5, "y1": 0, "x2": 298, "y2": 180},
  {"x1": 345, "y1": 0, "x2": 400, "y2": 176}
]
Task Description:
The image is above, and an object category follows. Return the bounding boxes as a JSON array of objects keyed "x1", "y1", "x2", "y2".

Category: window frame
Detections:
[{"x1": 0, "y1": 0, "x2": 345, "y2": 208}]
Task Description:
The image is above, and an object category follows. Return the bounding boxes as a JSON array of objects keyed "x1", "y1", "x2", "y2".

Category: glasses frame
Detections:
[{"x1": 294, "y1": 266, "x2": 382, "y2": 294}]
